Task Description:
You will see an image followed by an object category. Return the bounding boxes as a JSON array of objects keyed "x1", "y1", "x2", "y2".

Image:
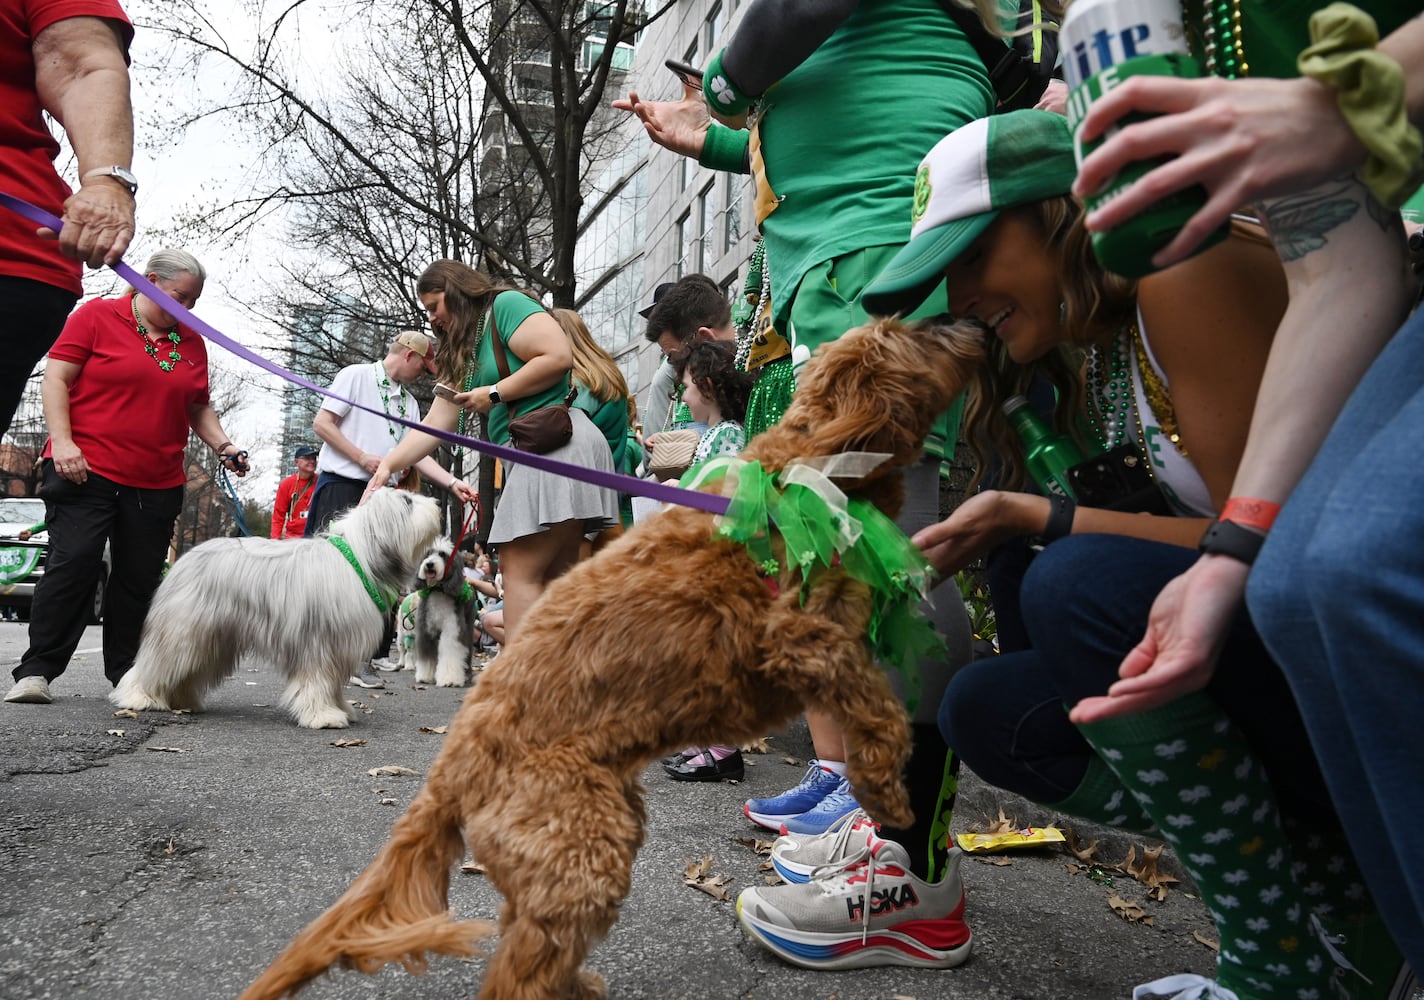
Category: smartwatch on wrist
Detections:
[
  {"x1": 1198, "y1": 519, "x2": 1266, "y2": 566},
  {"x1": 487, "y1": 385, "x2": 502, "y2": 406}
]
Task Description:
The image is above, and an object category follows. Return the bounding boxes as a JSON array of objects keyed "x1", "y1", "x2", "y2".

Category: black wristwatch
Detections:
[
  {"x1": 1198, "y1": 519, "x2": 1266, "y2": 565},
  {"x1": 487, "y1": 386, "x2": 502, "y2": 405}
]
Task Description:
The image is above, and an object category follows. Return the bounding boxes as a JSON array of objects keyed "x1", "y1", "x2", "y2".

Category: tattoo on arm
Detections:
[{"x1": 1257, "y1": 178, "x2": 1360, "y2": 263}]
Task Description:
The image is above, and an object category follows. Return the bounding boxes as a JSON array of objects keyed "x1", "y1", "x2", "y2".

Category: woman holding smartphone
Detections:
[{"x1": 368, "y1": 260, "x2": 617, "y2": 641}]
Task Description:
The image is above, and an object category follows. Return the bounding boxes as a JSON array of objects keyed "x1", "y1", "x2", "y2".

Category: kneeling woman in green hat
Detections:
[{"x1": 861, "y1": 110, "x2": 1408, "y2": 1000}]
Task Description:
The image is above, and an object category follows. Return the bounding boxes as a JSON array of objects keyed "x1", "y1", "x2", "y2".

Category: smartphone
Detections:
[
  {"x1": 664, "y1": 58, "x2": 703, "y2": 89},
  {"x1": 433, "y1": 383, "x2": 459, "y2": 402}
]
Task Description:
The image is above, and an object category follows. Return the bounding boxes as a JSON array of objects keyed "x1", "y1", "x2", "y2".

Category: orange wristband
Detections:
[{"x1": 1219, "y1": 497, "x2": 1281, "y2": 533}]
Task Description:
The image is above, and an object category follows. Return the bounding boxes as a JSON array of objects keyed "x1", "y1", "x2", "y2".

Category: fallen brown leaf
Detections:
[
  {"x1": 461, "y1": 859, "x2": 486, "y2": 875},
  {"x1": 684, "y1": 874, "x2": 732, "y2": 901},
  {"x1": 107, "y1": 729, "x2": 125, "y2": 737},
  {"x1": 971, "y1": 806, "x2": 1017, "y2": 835},
  {"x1": 1106, "y1": 893, "x2": 1153, "y2": 926},
  {"x1": 367, "y1": 765, "x2": 419, "y2": 777},
  {"x1": 731, "y1": 836, "x2": 775, "y2": 856},
  {"x1": 740, "y1": 737, "x2": 771, "y2": 754},
  {"x1": 1065, "y1": 828, "x2": 1101, "y2": 862},
  {"x1": 113, "y1": 709, "x2": 138, "y2": 719},
  {"x1": 1122, "y1": 843, "x2": 1179, "y2": 900},
  {"x1": 683, "y1": 853, "x2": 714, "y2": 880},
  {"x1": 978, "y1": 856, "x2": 1013, "y2": 867},
  {"x1": 781, "y1": 755, "x2": 802, "y2": 766},
  {"x1": 419, "y1": 725, "x2": 448, "y2": 735},
  {"x1": 163, "y1": 837, "x2": 177, "y2": 855},
  {"x1": 147, "y1": 746, "x2": 192, "y2": 753},
  {"x1": 330, "y1": 739, "x2": 366, "y2": 748},
  {"x1": 681, "y1": 853, "x2": 733, "y2": 901},
  {"x1": 1193, "y1": 930, "x2": 1220, "y2": 952}
]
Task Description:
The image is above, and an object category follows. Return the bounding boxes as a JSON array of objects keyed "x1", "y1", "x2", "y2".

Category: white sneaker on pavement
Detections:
[{"x1": 4, "y1": 676, "x2": 52, "y2": 704}]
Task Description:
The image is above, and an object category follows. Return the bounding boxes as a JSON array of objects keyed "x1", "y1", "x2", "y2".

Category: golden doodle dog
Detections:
[{"x1": 239, "y1": 317, "x2": 983, "y2": 1000}]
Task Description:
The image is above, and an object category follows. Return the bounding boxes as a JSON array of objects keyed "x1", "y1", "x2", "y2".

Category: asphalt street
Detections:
[{"x1": 0, "y1": 622, "x2": 1221, "y2": 1000}]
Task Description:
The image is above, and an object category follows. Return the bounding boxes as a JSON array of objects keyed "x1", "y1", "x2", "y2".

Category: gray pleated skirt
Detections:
[{"x1": 489, "y1": 407, "x2": 619, "y2": 544}]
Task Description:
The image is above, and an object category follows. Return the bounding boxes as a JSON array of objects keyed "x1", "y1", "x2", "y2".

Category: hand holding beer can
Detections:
[{"x1": 1062, "y1": 0, "x2": 1229, "y2": 278}]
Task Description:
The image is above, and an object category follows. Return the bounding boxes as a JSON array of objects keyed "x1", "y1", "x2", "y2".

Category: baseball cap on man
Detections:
[
  {"x1": 638, "y1": 282, "x2": 675, "y2": 319},
  {"x1": 294, "y1": 444, "x2": 318, "y2": 459},
  {"x1": 394, "y1": 330, "x2": 434, "y2": 357},
  {"x1": 862, "y1": 111, "x2": 1077, "y2": 317}
]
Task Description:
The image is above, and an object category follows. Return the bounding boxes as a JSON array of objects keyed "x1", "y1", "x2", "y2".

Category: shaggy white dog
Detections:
[
  {"x1": 409, "y1": 537, "x2": 478, "y2": 688},
  {"x1": 111, "y1": 490, "x2": 442, "y2": 728}
]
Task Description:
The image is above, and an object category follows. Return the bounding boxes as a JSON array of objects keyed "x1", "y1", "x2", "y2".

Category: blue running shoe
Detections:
[
  {"x1": 778, "y1": 779, "x2": 860, "y2": 836},
  {"x1": 744, "y1": 762, "x2": 844, "y2": 831}
]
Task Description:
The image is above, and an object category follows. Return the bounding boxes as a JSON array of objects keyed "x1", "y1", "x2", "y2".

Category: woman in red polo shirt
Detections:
[{"x1": 4, "y1": 249, "x2": 248, "y2": 705}]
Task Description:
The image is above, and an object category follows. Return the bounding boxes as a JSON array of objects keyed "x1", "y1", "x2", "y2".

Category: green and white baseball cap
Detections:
[
  {"x1": 862, "y1": 110, "x2": 1077, "y2": 317},
  {"x1": 1401, "y1": 181, "x2": 1424, "y2": 226}
]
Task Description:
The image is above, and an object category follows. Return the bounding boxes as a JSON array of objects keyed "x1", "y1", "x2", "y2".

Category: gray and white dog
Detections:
[
  {"x1": 410, "y1": 537, "x2": 478, "y2": 688},
  {"x1": 112, "y1": 490, "x2": 442, "y2": 728}
]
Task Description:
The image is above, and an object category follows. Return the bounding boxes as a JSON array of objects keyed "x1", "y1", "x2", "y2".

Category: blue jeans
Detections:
[
  {"x1": 1248, "y1": 305, "x2": 1424, "y2": 971},
  {"x1": 943, "y1": 534, "x2": 1332, "y2": 820}
]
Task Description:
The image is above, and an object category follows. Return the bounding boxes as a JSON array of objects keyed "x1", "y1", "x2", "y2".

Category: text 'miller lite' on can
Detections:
[{"x1": 1062, "y1": 0, "x2": 1228, "y2": 278}]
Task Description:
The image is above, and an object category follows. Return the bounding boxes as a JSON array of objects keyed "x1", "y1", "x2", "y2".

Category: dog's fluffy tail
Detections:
[{"x1": 237, "y1": 782, "x2": 491, "y2": 1000}]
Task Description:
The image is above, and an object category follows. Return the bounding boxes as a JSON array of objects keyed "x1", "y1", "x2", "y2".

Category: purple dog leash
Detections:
[{"x1": 1, "y1": 192, "x2": 730, "y2": 516}]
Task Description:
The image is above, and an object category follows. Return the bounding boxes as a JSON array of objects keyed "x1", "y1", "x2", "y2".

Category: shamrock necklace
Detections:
[
  {"x1": 374, "y1": 361, "x2": 409, "y2": 445},
  {"x1": 132, "y1": 294, "x2": 182, "y2": 372}
]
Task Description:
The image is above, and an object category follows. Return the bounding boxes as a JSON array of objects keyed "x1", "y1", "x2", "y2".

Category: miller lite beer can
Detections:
[{"x1": 1062, "y1": 0, "x2": 1227, "y2": 277}]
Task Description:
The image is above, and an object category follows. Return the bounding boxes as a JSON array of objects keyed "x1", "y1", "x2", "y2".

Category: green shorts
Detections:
[{"x1": 782, "y1": 245, "x2": 963, "y2": 462}]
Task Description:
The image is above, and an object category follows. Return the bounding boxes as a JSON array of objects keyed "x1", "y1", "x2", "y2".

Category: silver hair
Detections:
[
  {"x1": 144, "y1": 248, "x2": 207, "y2": 283},
  {"x1": 111, "y1": 490, "x2": 443, "y2": 729},
  {"x1": 409, "y1": 536, "x2": 478, "y2": 687}
]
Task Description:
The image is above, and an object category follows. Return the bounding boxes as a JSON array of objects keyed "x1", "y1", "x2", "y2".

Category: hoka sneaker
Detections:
[
  {"x1": 738, "y1": 845, "x2": 973, "y2": 970},
  {"x1": 744, "y1": 762, "x2": 846, "y2": 831},
  {"x1": 772, "y1": 808, "x2": 889, "y2": 884},
  {"x1": 778, "y1": 779, "x2": 860, "y2": 836}
]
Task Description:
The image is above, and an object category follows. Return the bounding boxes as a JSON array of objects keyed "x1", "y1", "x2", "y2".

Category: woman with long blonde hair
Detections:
[{"x1": 554, "y1": 308, "x2": 634, "y2": 530}]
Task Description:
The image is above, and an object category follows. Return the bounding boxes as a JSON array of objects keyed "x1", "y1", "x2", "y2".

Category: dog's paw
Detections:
[
  {"x1": 568, "y1": 969, "x2": 607, "y2": 1000},
  {"x1": 298, "y1": 708, "x2": 353, "y2": 729},
  {"x1": 434, "y1": 667, "x2": 467, "y2": 688},
  {"x1": 109, "y1": 688, "x2": 172, "y2": 712}
]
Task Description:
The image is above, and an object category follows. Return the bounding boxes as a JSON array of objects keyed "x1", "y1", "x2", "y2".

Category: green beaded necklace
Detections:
[
  {"x1": 1085, "y1": 330, "x2": 1133, "y2": 451},
  {"x1": 1191, "y1": 0, "x2": 1248, "y2": 79},
  {"x1": 373, "y1": 361, "x2": 410, "y2": 445},
  {"x1": 131, "y1": 293, "x2": 182, "y2": 372}
]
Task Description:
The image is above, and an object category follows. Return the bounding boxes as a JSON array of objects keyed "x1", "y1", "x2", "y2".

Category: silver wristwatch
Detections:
[
  {"x1": 488, "y1": 386, "x2": 502, "y2": 405},
  {"x1": 82, "y1": 165, "x2": 138, "y2": 195}
]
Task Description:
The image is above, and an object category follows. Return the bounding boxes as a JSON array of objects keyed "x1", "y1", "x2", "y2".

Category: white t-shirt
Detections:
[{"x1": 316, "y1": 361, "x2": 420, "y2": 480}]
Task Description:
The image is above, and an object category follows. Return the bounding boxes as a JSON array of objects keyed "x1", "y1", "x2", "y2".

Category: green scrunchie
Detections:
[{"x1": 1298, "y1": 2, "x2": 1424, "y2": 209}]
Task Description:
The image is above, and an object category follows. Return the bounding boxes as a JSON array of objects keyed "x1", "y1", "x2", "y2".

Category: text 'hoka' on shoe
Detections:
[{"x1": 737, "y1": 845, "x2": 973, "y2": 970}]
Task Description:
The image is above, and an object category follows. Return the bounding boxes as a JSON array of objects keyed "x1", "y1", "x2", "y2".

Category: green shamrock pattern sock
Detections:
[{"x1": 1077, "y1": 695, "x2": 1340, "y2": 1000}]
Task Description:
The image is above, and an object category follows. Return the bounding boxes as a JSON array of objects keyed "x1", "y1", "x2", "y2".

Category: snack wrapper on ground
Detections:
[{"x1": 956, "y1": 827, "x2": 1067, "y2": 853}]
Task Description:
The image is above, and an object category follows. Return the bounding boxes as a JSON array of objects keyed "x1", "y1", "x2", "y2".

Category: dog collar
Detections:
[
  {"x1": 416, "y1": 580, "x2": 475, "y2": 603},
  {"x1": 327, "y1": 535, "x2": 392, "y2": 614},
  {"x1": 682, "y1": 457, "x2": 943, "y2": 712}
]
